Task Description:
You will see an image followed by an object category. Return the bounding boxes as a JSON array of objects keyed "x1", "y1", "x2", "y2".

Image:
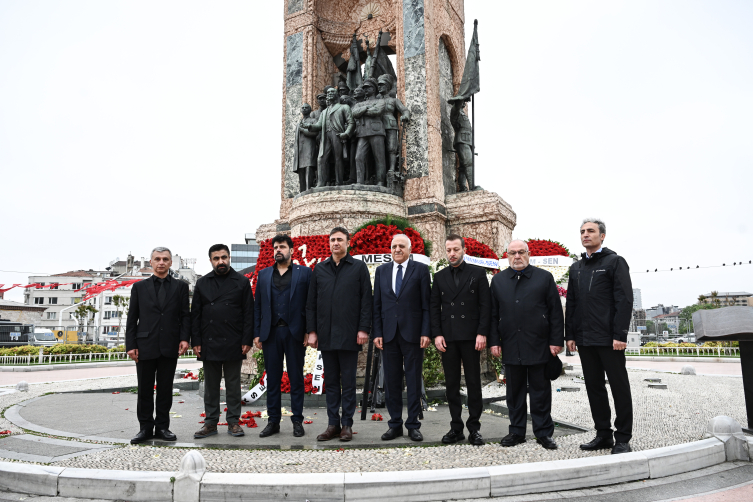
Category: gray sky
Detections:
[{"x1": 1, "y1": 0, "x2": 751, "y2": 309}]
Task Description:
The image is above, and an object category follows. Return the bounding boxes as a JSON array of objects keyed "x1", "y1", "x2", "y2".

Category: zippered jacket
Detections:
[{"x1": 565, "y1": 248, "x2": 633, "y2": 346}]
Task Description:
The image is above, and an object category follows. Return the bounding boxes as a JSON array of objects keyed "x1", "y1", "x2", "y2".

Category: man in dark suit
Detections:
[
  {"x1": 125, "y1": 247, "x2": 190, "y2": 444},
  {"x1": 489, "y1": 239, "x2": 564, "y2": 450},
  {"x1": 191, "y1": 244, "x2": 254, "y2": 439},
  {"x1": 373, "y1": 234, "x2": 431, "y2": 442},
  {"x1": 306, "y1": 227, "x2": 372, "y2": 442},
  {"x1": 253, "y1": 234, "x2": 311, "y2": 438},
  {"x1": 430, "y1": 234, "x2": 491, "y2": 446}
]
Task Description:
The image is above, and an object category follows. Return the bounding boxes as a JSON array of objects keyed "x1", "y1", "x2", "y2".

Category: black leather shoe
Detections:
[
  {"x1": 259, "y1": 422, "x2": 280, "y2": 438},
  {"x1": 293, "y1": 421, "x2": 305, "y2": 437},
  {"x1": 408, "y1": 429, "x2": 423, "y2": 442},
  {"x1": 441, "y1": 429, "x2": 465, "y2": 444},
  {"x1": 381, "y1": 427, "x2": 404, "y2": 440},
  {"x1": 154, "y1": 429, "x2": 176, "y2": 441},
  {"x1": 468, "y1": 431, "x2": 484, "y2": 446},
  {"x1": 580, "y1": 436, "x2": 615, "y2": 451},
  {"x1": 536, "y1": 436, "x2": 558, "y2": 450},
  {"x1": 130, "y1": 429, "x2": 153, "y2": 444},
  {"x1": 500, "y1": 433, "x2": 526, "y2": 447},
  {"x1": 611, "y1": 442, "x2": 631, "y2": 454}
]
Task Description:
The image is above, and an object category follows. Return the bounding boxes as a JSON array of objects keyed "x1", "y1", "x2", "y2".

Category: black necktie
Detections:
[
  {"x1": 395, "y1": 264, "x2": 403, "y2": 296},
  {"x1": 453, "y1": 267, "x2": 460, "y2": 288},
  {"x1": 157, "y1": 278, "x2": 167, "y2": 308}
]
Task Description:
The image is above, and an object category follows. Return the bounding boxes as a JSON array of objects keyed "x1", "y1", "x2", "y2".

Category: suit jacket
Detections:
[
  {"x1": 489, "y1": 266, "x2": 565, "y2": 366},
  {"x1": 125, "y1": 276, "x2": 190, "y2": 360},
  {"x1": 308, "y1": 102, "x2": 356, "y2": 154},
  {"x1": 430, "y1": 263, "x2": 491, "y2": 342},
  {"x1": 190, "y1": 268, "x2": 254, "y2": 361},
  {"x1": 372, "y1": 261, "x2": 431, "y2": 344},
  {"x1": 306, "y1": 253, "x2": 372, "y2": 352},
  {"x1": 254, "y1": 264, "x2": 312, "y2": 343}
]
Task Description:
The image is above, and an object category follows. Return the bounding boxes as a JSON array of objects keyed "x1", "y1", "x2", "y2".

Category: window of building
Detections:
[
  {"x1": 72, "y1": 283, "x2": 82, "y2": 290},
  {"x1": 46, "y1": 312, "x2": 57, "y2": 320},
  {"x1": 50, "y1": 284, "x2": 59, "y2": 290},
  {"x1": 48, "y1": 297, "x2": 58, "y2": 305},
  {"x1": 34, "y1": 297, "x2": 44, "y2": 305},
  {"x1": 105, "y1": 297, "x2": 113, "y2": 305},
  {"x1": 103, "y1": 311, "x2": 111, "y2": 319}
]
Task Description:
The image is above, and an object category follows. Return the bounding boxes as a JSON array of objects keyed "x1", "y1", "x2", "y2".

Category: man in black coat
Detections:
[
  {"x1": 566, "y1": 218, "x2": 634, "y2": 454},
  {"x1": 253, "y1": 234, "x2": 312, "y2": 438},
  {"x1": 489, "y1": 239, "x2": 564, "y2": 450},
  {"x1": 430, "y1": 234, "x2": 491, "y2": 446},
  {"x1": 373, "y1": 234, "x2": 431, "y2": 442},
  {"x1": 125, "y1": 247, "x2": 190, "y2": 444},
  {"x1": 306, "y1": 227, "x2": 372, "y2": 442},
  {"x1": 191, "y1": 244, "x2": 254, "y2": 439}
]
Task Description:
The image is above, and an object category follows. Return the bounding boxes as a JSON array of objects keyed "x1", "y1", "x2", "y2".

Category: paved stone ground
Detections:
[{"x1": 0, "y1": 364, "x2": 746, "y2": 474}]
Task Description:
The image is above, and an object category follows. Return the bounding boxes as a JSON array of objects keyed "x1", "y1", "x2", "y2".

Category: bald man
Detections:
[
  {"x1": 489, "y1": 239, "x2": 564, "y2": 450},
  {"x1": 372, "y1": 234, "x2": 431, "y2": 441}
]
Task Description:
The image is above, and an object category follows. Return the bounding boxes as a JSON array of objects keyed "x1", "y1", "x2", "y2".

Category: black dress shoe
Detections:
[
  {"x1": 130, "y1": 429, "x2": 153, "y2": 444},
  {"x1": 441, "y1": 429, "x2": 465, "y2": 444},
  {"x1": 293, "y1": 421, "x2": 305, "y2": 437},
  {"x1": 259, "y1": 422, "x2": 280, "y2": 438},
  {"x1": 579, "y1": 436, "x2": 615, "y2": 451},
  {"x1": 468, "y1": 431, "x2": 484, "y2": 446},
  {"x1": 154, "y1": 429, "x2": 176, "y2": 441},
  {"x1": 536, "y1": 436, "x2": 558, "y2": 450},
  {"x1": 381, "y1": 427, "x2": 404, "y2": 440},
  {"x1": 500, "y1": 433, "x2": 526, "y2": 447},
  {"x1": 611, "y1": 442, "x2": 631, "y2": 454},
  {"x1": 408, "y1": 429, "x2": 423, "y2": 442}
]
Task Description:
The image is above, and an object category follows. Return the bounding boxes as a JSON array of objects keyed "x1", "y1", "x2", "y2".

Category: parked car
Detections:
[{"x1": 30, "y1": 330, "x2": 60, "y2": 347}]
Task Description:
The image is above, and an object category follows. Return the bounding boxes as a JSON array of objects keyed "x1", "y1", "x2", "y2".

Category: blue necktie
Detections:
[{"x1": 395, "y1": 264, "x2": 403, "y2": 296}]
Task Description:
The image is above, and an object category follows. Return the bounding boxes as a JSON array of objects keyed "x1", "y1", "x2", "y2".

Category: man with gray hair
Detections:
[
  {"x1": 126, "y1": 247, "x2": 191, "y2": 444},
  {"x1": 565, "y1": 219, "x2": 634, "y2": 454}
]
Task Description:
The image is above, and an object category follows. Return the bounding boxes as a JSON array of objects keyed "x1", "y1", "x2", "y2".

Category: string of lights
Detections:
[{"x1": 633, "y1": 260, "x2": 752, "y2": 274}]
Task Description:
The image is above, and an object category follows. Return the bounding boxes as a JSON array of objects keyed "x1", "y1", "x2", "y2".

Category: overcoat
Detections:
[
  {"x1": 190, "y1": 268, "x2": 254, "y2": 361},
  {"x1": 306, "y1": 254, "x2": 372, "y2": 351},
  {"x1": 430, "y1": 262, "x2": 491, "y2": 342},
  {"x1": 125, "y1": 276, "x2": 190, "y2": 360},
  {"x1": 488, "y1": 266, "x2": 564, "y2": 366}
]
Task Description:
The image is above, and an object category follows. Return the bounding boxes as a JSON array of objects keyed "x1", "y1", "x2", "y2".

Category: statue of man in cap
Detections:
[
  {"x1": 376, "y1": 74, "x2": 410, "y2": 175},
  {"x1": 301, "y1": 87, "x2": 355, "y2": 187},
  {"x1": 293, "y1": 103, "x2": 318, "y2": 192},
  {"x1": 448, "y1": 96, "x2": 475, "y2": 191},
  {"x1": 351, "y1": 78, "x2": 387, "y2": 186}
]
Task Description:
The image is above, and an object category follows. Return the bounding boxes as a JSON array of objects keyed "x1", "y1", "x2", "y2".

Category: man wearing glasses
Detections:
[
  {"x1": 489, "y1": 240, "x2": 564, "y2": 450},
  {"x1": 565, "y1": 219, "x2": 634, "y2": 454}
]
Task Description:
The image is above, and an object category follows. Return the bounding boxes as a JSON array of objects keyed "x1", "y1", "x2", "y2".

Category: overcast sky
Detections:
[{"x1": 1, "y1": 0, "x2": 751, "y2": 309}]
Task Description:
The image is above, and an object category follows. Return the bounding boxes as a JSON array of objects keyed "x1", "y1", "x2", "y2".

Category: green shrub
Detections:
[
  {"x1": 108, "y1": 345, "x2": 126, "y2": 353},
  {"x1": 422, "y1": 344, "x2": 444, "y2": 387}
]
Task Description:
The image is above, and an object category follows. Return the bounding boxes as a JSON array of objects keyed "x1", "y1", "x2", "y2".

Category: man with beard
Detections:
[
  {"x1": 351, "y1": 78, "x2": 388, "y2": 186},
  {"x1": 253, "y1": 234, "x2": 312, "y2": 438},
  {"x1": 126, "y1": 247, "x2": 190, "y2": 444},
  {"x1": 430, "y1": 234, "x2": 491, "y2": 446},
  {"x1": 306, "y1": 227, "x2": 372, "y2": 442},
  {"x1": 376, "y1": 74, "x2": 410, "y2": 175},
  {"x1": 191, "y1": 244, "x2": 254, "y2": 439},
  {"x1": 301, "y1": 88, "x2": 355, "y2": 187}
]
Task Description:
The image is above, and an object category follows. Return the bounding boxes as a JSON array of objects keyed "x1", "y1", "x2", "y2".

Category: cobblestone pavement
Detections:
[{"x1": 0, "y1": 364, "x2": 745, "y2": 474}]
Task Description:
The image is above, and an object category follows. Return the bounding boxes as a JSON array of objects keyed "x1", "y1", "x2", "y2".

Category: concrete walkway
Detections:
[{"x1": 561, "y1": 353, "x2": 742, "y2": 376}]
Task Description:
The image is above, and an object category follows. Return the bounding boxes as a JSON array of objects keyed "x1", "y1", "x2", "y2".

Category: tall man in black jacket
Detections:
[
  {"x1": 254, "y1": 234, "x2": 312, "y2": 438},
  {"x1": 191, "y1": 244, "x2": 254, "y2": 439},
  {"x1": 489, "y1": 240, "x2": 564, "y2": 450},
  {"x1": 430, "y1": 234, "x2": 491, "y2": 446},
  {"x1": 373, "y1": 234, "x2": 431, "y2": 442},
  {"x1": 566, "y1": 219, "x2": 634, "y2": 454},
  {"x1": 306, "y1": 227, "x2": 372, "y2": 442},
  {"x1": 126, "y1": 247, "x2": 190, "y2": 444}
]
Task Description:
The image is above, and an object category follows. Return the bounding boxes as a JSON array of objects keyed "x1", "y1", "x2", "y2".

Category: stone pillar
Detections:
[{"x1": 446, "y1": 190, "x2": 517, "y2": 255}]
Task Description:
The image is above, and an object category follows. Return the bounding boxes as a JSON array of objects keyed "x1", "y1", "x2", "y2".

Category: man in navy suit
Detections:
[
  {"x1": 254, "y1": 234, "x2": 312, "y2": 438},
  {"x1": 372, "y1": 234, "x2": 431, "y2": 441}
]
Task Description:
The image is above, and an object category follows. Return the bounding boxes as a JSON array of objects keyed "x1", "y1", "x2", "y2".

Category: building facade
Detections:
[
  {"x1": 632, "y1": 288, "x2": 643, "y2": 310},
  {"x1": 230, "y1": 234, "x2": 259, "y2": 274},
  {"x1": 700, "y1": 292, "x2": 753, "y2": 307}
]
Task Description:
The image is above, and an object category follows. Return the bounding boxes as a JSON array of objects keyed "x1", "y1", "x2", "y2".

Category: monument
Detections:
[{"x1": 256, "y1": 0, "x2": 516, "y2": 259}]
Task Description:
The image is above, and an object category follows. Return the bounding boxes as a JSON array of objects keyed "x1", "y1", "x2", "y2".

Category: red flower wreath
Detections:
[
  {"x1": 502, "y1": 239, "x2": 570, "y2": 258},
  {"x1": 349, "y1": 224, "x2": 425, "y2": 255},
  {"x1": 246, "y1": 235, "x2": 331, "y2": 295}
]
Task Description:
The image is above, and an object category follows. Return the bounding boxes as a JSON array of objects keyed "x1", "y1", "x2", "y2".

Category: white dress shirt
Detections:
[{"x1": 392, "y1": 259, "x2": 409, "y2": 294}]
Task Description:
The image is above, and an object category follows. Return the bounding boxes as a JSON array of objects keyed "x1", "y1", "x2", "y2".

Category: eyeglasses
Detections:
[{"x1": 507, "y1": 251, "x2": 528, "y2": 256}]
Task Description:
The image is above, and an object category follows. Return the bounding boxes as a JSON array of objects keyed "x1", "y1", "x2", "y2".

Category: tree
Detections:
[
  {"x1": 112, "y1": 295, "x2": 130, "y2": 342},
  {"x1": 697, "y1": 295, "x2": 707, "y2": 305},
  {"x1": 71, "y1": 304, "x2": 99, "y2": 342},
  {"x1": 710, "y1": 291, "x2": 721, "y2": 307},
  {"x1": 678, "y1": 303, "x2": 720, "y2": 334}
]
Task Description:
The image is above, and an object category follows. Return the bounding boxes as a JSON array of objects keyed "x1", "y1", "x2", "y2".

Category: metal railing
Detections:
[
  {"x1": 625, "y1": 346, "x2": 739, "y2": 357},
  {"x1": 0, "y1": 350, "x2": 195, "y2": 366}
]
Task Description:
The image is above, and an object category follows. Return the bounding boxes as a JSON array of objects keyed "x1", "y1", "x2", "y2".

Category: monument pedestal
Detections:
[{"x1": 445, "y1": 190, "x2": 517, "y2": 256}]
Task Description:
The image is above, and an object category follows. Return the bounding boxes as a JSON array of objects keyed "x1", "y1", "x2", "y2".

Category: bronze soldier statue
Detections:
[
  {"x1": 448, "y1": 97, "x2": 475, "y2": 191},
  {"x1": 301, "y1": 88, "x2": 355, "y2": 187},
  {"x1": 352, "y1": 78, "x2": 387, "y2": 186},
  {"x1": 312, "y1": 92, "x2": 327, "y2": 120},
  {"x1": 376, "y1": 74, "x2": 410, "y2": 176},
  {"x1": 293, "y1": 103, "x2": 318, "y2": 192}
]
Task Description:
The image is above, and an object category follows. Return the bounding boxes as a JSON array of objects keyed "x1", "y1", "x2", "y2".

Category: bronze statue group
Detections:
[{"x1": 126, "y1": 218, "x2": 635, "y2": 455}]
